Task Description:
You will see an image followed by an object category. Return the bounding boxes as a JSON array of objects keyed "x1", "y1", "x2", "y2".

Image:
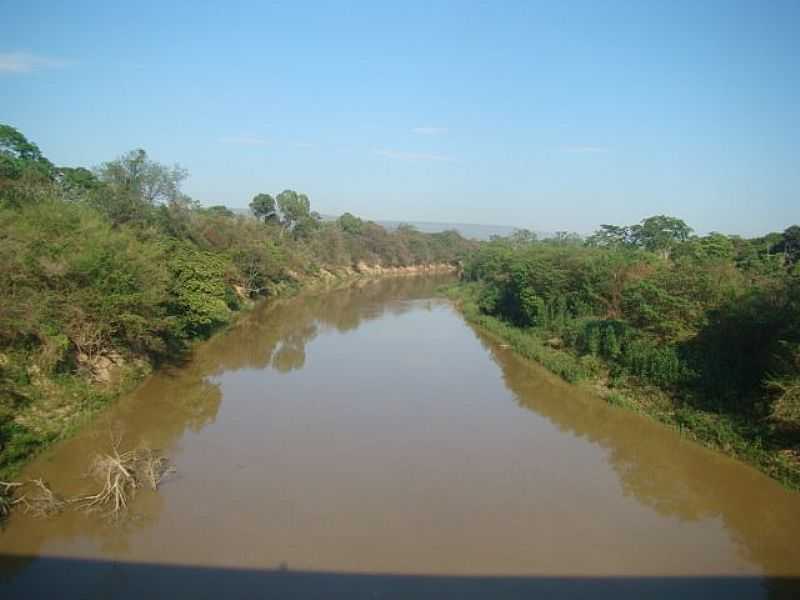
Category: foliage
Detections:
[
  {"x1": 0, "y1": 123, "x2": 475, "y2": 476},
  {"x1": 460, "y1": 218, "x2": 800, "y2": 482},
  {"x1": 338, "y1": 212, "x2": 364, "y2": 235},
  {"x1": 772, "y1": 225, "x2": 800, "y2": 266},
  {"x1": 249, "y1": 193, "x2": 277, "y2": 224},
  {"x1": 587, "y1": 215, "x2": 692, "y2": 259},
  {"x1": 0, "y1": 124, "x2": 54, "y2": 181},
  {"x1": 0, "y1": 125, "x2": 56, "y2": 207},
  {"x1": 88, "y1": 149, "x2": 189, "y2": 227},
  {"x1": 168, "y1": 246, "x2": 232, "y2": 337}
]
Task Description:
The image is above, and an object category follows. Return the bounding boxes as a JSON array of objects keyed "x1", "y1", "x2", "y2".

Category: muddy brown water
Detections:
[{"x1": 1, "y1": 276, "x2": 799, "y2": 598}]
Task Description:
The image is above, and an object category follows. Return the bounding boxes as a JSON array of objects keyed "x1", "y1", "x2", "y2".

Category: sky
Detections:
[{"x1": 1, "y1": 1, "x2": 798, "y2": 236}]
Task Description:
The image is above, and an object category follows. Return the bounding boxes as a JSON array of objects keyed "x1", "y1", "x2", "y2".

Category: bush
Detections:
[
  {"x1": 618, "y1": 338, "x2": 689, "y2": 388},
  {"x1": 576, "y1": 319, "x2": 631, "y2": 360},
  {"x1": 168, "y1": 246, "x2": 232, "y2": 337}
]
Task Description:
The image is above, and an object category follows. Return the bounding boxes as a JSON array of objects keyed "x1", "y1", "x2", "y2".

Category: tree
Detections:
[
  {"x1": 276, "y1": 189, "x2": 311, "y2": 229},
  {"x1": 630, "y1": 215, "x2": 692, "y2": 259},
  {"x1": 509, "y1": 228, "x2": 537, "y2": 246},
  {"x1": 92, "y1": 149, "x2": 188, "y2": 226},
  {"x1": 586, "y1": 224, "x2": 633, "y2": 249},
  {"x1": 0, "y1": 124, "x2": 54, "y2": 179},
  {"x1": 551, "y1": 231, "x2": 583, "y2": 246},
  {"x1": 697, "y1": 232, "x2": 735, "y2": 260},
  {"x1": 96, "y1": 149, "x2": 187, "y2": 205},
  {"x1": 206, "y1": 205, "x2": 234, "y2": 217},
  {"x1": 292, "y1": 212, "x2": 322, "y2": 240},
  {"x1": 249, "y1": 193, "x2": 277, "y2": 223},
  {"x1": 0, "y1": 124, "x2": 56, "y2": 206},
  {"x1": 672, "y1": 232, "x2": 735, "y2": 262},
  {"x1": 338, "y1": 212, "x2": 364, "y2": 235},
  {"x1": 57, "y1": 167, "x2": 101, "y2": 201},
  {"x1": 168, "y1": 246, "x2": 232, "y2": 337},
  {"x1": 275, "y1": 190, "x2": 321, "y2": 239},
  {"x1": 773, "y1": 225, "x2": 800, "y2": 266}
]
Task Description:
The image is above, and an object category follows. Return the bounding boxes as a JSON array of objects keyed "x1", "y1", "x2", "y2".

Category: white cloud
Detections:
[
  {"x1": 219, "y1": 135, "x2": 268, "y2": 146},
  {"x1": 0, "y1": 51, "x2": 70, "y2": 73},
  {"x1": 412, "y1": 126, "x2": 448, "y2": 135},
  {"x1": 562, "y1": 145, "x2": 609, "y2": 154},
  {"x1": 376, "y1": 149, "x2": 452, "y2": 162}
]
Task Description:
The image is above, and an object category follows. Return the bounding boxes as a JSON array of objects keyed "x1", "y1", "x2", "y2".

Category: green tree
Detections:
[
  {"x1": 249, "y1": 193, "x2": 277, "y2": 223},
  {"x1": 773, "y1": 225, "x2": 800, "y2": 266},
  {"x1": 0, "y1": 124, "x2": 54, "y2": 180},
  {"x1": 509, "y1": 228, "x2": 537, "y2": 246},
  {"x1": 93, "y1": 149, "x2": 188, "y2": 226},
  {"x1": 275, "y1": 189, "x2": 320, "y2": 239},
  {"x1": 586, "y1": 224, "x2": 633, "y2": 249},
  {"x1": 292, "y1": 212, "x2": 322, "y2": 240},
  {"x1": 551, "y1": 231, "x2": 583, "y2": 246},
  {"x1": 276, "y1": 189, "x2": 311, "y2": 230},
  {"x1": 168, "y1": 246, "x2": 232, "y2": 337},
  {"x1": 630, "y1": 215, "x2": 692, "y2": 259},
  {"x1": 207, "y1": 205, "x2": 234, "y2": 217},
  {"x1": 57, "y1": 167, "x2": 101, "y2": 202},
  {"x1": 0, "y1": 124, "x2": 56, "y2": 207},
  {"x1": 96, "y1": 149, "x2": 187, "y2": 204},
  {"x1": 338, "y1": 212, "x2": 364, "y2": 235}
]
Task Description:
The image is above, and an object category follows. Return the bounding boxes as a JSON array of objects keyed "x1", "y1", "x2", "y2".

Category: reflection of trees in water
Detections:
[
  {"x1": 470, "y1": 326, "x2": 800, "y2": 579},
  {"x1": 149, "y1": 370, "x2": 223, "y2": 433},
  {"x1": 0, "y1": 337, "x2": 231, "y2": 562},
  {"x1": 193, "y1": 275, "x2": 453, "y2": 376},
  {"x1": 0, "y1": 483, "x2": 168, "y2": 580},
  {"x1": 0, "y1": 276, "x2": 455, "y2": 566},
  {"x1": 271, "y1": 324, "x2": 316, "y2": 373}
]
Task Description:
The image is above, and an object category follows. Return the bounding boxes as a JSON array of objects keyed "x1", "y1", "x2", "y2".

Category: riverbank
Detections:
[
  {"x1": 5, "y1": 273, "x2": 800, "y2": 583},
  {"x1": 0, "y1": 265, "x2": 457, "y2": 482},
  {"x1": 444, "y1": 283, "x2": 800, "y2": 491}
]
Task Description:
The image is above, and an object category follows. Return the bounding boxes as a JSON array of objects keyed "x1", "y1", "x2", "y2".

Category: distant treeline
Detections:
[
  {"x1": 0, "y1": 124, "x2": 475, "y2": 477},
  {"x1": 456, "y1": 218, "x2": 800, "y2": 486}
]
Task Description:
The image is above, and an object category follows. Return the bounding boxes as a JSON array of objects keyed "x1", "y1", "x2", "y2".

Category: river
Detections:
[{"x1": 1, "y1": 276, "x2": 798, "y2": 598}]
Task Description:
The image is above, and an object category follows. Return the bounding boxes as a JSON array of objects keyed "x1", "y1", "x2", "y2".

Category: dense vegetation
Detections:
[
  {"x1": 454, "y1": 218, "x2": 800, "y2": 486},
  {"x1": 0, "y1": 124, "x2": 475, "y2": 478},
  {"x1": 3, "y1": 121, "x2": 798, "y2": 489}
]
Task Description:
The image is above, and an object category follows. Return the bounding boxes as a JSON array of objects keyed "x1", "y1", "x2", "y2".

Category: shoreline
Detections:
[
  {"x1": 444, "y1": 284, "x2": 800, "y2": 492},
  {"x1": 0, "y1": 264, "x2": 458, "y2": 483}
]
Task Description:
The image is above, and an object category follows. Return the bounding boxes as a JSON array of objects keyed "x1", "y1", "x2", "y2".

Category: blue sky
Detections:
[{"x1": 2, "y1": 1, "x2": 798, "y2": 235}]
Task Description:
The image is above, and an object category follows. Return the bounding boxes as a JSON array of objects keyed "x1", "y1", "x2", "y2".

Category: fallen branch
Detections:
[
  {"x1": 1, "y1": 435, "x2": 173, "y2": 524},
  {"x1": 16, "y1": 478, "x2": 65, "y2": 517},
  {"x1": 0, "y1": 479, "x2": 64, "y2": 519},
  {"x1": 73, "y1": 436, "x2": 174, "y2": 522},
  {"x1": 0, "y1": 481, "x2": 22, "y2": 519}
]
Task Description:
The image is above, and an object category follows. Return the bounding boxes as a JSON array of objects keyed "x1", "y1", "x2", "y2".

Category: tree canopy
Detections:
[{"x1": 249, "y1": 193, "x2": 277, "y2": 223}]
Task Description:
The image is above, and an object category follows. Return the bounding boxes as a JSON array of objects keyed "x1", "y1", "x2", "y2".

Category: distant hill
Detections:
[
  {"x1": 229, "y1": 208, "x2": 546, "y2": 241},
  {"x1": 375, "y1": 220, "x2": 528, "y2": 241}
]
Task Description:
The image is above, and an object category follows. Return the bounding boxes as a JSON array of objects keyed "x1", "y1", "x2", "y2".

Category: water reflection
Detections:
[
  {"x1": 1, "y1": 274, "x2": 799, "y2": 594},
  {"x1": 0, "y1": 277, "x2": 454, "y2": 560},
  {"x1": 194, "y1": 276, "x2": 452, "y2": 376},
  {"x1": 470, "y1": 327, "x2": 800, "y2": 576}
]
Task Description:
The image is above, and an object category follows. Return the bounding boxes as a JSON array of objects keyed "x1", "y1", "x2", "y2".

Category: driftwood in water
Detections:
[
  {"x1": 74, "y1": 435, "x2": 174, "y2": 521},
  {"x1": 1, "y1": 433, "x2": 173, "y2": 523},
  {"x1": 0, "y1": 479, "x2": 64, "y2": 519}
]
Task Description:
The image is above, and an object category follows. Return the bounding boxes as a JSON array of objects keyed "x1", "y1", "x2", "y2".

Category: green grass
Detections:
[{"x1": 0, "y1": 363, "x2": 149, "y2": 481}]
